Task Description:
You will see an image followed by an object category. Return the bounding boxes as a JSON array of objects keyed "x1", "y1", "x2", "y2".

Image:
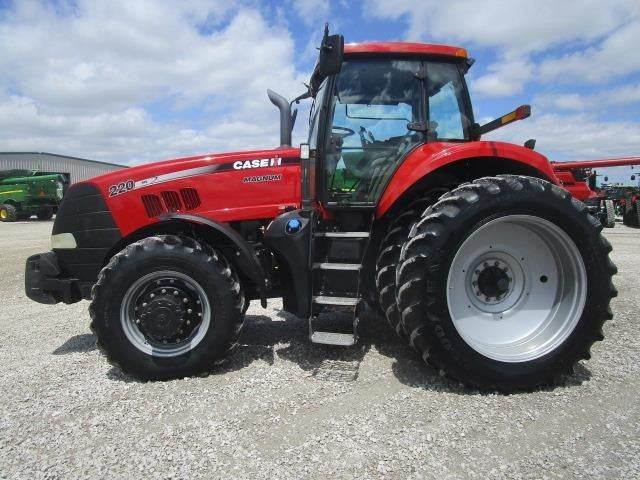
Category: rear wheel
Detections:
[
  {"x1": 623, "y1": 197, "x2": 635, "y2": 226},
  {"x1": 375, "y1": 192, "x2": 447, "y2": 338},
  {"x1": 90, "y1": 235, "x2": 245, "y2": 379},
  {"x1": 602, "y1": 199, "x2": 615, "y2": 228},
  {"x1": 397, "y1": 176, "x2": 617, "y2": 391},
  {"x1": 0, "y1": 204, "x2": 17, "y2": 222}
]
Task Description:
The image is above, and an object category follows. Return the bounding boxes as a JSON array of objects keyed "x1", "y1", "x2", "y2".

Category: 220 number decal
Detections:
[{"x1": 108, "y1": 180, "x2": 135, "y2": 197}]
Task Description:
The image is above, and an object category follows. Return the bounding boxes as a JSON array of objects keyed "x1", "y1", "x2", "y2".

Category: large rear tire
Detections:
[
  {"x1": 396, "y1": 176, "x2": 617, "y2": 391},
  {"x1": 90, "y1": 235, "x2": 245, "y2": 380},
  {"x1": 375, "y1": 192, "x2": 447, "y2": 338},
  {"x1": 0, "y1": 204, "x2": 17, "y2": 222}
]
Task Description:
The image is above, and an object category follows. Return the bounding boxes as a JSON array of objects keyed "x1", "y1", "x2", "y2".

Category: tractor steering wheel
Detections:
[{"x1": 331, "y1": 126, "x2": 356, "y2": 139}]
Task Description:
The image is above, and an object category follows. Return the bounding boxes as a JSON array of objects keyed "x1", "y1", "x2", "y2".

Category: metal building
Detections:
[{"x1": 0, "y1": 152, "x2": 125, "y2": 184}]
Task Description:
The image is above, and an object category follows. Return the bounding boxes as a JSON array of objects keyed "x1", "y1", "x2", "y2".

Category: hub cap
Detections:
[
  {"x1": 120, "y1": 270, "x2": 211, "y2": 357},
  {"x1": 446, "y1": 215, "x2": 587, "y2": 363}
]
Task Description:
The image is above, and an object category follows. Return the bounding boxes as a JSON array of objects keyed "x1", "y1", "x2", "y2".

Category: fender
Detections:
[
  {"x1": 377, "y1": 141, "x2": 559, "y2": 217},
  {"x1": 159, "y1": 212, "x2": 267, "y2": 307}
]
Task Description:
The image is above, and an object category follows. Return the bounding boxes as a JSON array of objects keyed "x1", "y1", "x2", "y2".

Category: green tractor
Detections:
[{"x1": 0, "y1": 170, "x2": 68, "y2": 222}]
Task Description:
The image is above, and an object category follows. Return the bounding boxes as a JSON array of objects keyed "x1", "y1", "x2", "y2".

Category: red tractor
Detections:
[
  {"x1": 552, "y1": 158, "x2": 640, "y2": 228},
  {"x1": 25, "y1": 29, "x2": 617, "y2": 391}
]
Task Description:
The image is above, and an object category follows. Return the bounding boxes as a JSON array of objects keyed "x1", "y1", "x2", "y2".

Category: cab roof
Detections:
[{"x1": 344, "y1": 42, "x2": 468, "y2": 59}]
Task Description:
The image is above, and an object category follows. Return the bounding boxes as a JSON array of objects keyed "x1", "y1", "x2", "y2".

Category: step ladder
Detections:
[{"x1": 309, "y1": 230, "x2": 371, "y2": 346}]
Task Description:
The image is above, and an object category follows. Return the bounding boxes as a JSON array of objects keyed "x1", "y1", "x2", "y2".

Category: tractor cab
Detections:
[
  {"x1": 301, "y1": 37, "x2": 474, "y2": 209},
  {"x1": 312, "y1": 54, "x2": 473, "y2": 207}
]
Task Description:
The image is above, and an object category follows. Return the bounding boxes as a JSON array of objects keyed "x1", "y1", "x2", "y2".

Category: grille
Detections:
[
  {"x1": 161, "y1": 191, "x2": 182, "y2": 212},
  {"x1": 140, "y1": 188, "x2": 200, "y2": 218},
  {"x1": 141, "y1": 194, "x2": 163, "y2": 218},
  {"x1": 180, "y1": 188, "x2": 201, "y2": 210}
]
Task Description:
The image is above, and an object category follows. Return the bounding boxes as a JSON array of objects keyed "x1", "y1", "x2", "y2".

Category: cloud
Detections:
[
  {"x1": 535, "y1": 84, "x2": 640, "y2": 111},
  {"x1": 291, "y1": 0, "x2": 330, "y2": 26},
  {"x1": 0, "y1": 1, "x2": 308, "y2": 163},
  {"x1": 538, "y1": 21, "x2": 640, "y2": 84},
  {"x1": 473, "y1": 58, "x2": 534, "y2": 97},
  {"x1": 485, "y1": 111, "x2": 640, "y2": 160}
]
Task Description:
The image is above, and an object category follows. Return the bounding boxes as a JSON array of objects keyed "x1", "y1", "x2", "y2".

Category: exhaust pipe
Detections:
[{"x1": 267, "y1": 89, "x2": 293, "y2": 147}]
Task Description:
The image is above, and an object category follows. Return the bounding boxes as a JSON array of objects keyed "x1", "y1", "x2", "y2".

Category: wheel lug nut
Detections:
[
  {"x1": 150, "y1": 293, "x2": 155, "y2": 298},
  {"x1": 174, "y1": 291, "x2": 179, "y2": 295},
  {"x1": 197, "y1": 313, "x2": 202, "y2": 317},
  {"x1": 161, "y1": 289, "x2": 166, "y2": 294},
  {"x1": 494, "y1": 261, "x2": 499, "y2": 266},
  {"x1": 142, "y1": 302, "x2": 147, "y2": 307},
  {"x1": 187, "y1": 308, "x2": 192, "y2": 313},
  {"x1": 170, "y1": 279, "x2": 175, "y2": 283},
  {"x1": 483, "y1": 262, "x2": 488, "y2": 267},
  {"x1": 186, "y1": 320, "x2": 191, "y2": 325},
  {"x1": 183, "y1": 298, "x2": 188, "y2": 303},
  {"x1": 136, "y1": 318, "x2": 140, "y2": 324}
]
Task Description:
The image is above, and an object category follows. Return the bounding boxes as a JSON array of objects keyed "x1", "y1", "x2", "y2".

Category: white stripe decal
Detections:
[{"x1": 133, "y1": 165, "x2": 219, "y2": 190}]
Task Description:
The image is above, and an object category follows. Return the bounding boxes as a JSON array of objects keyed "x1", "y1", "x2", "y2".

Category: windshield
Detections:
[{"x1": 323, "y1": 58, "x2": 470, "y2": 205}]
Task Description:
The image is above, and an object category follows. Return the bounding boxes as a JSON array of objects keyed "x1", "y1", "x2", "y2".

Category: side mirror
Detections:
[
  {"x1": 318, "y1": 33, "x2": 344, "y2": 77},
  {"x1": 310, "y1": 25, "x2": 344, "y2": 94}
]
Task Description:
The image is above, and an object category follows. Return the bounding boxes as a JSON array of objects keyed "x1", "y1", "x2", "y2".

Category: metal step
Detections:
[
  {"x1": 310, "y1": 331, "x2": 357, "y2": 346},
  {"x1": 314, "y1": 231, "x2": 370, "y2": 238},
  {"x1": 313, "y1": 295, "x2": 359, "y2": 306},
  {"x1": 313, "y1": 262, "x2": 361, "y2": 271}
]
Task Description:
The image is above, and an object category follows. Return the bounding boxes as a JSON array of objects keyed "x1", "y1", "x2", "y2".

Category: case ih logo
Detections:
[{"x1": 233, "y1": 157, "x2": 282, "y2": 170}]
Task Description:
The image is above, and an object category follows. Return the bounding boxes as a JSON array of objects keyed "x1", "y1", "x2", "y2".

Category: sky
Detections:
[{"x1": 0, "y1": 0, "x2": 639, "y2": 184}]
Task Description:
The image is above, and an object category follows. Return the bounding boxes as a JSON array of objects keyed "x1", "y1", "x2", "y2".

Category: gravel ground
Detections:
[{"x1": 1, "y1": 220, "x2": 638, "y2": 479}]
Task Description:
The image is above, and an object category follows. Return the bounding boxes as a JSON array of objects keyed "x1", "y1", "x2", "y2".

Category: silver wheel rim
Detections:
[
  {"x1": 120, "y1": 270, "x2": 211, "y2": 358},
  {"x1": 446, "y1": 215, "x2": 587, "y2": 363}
]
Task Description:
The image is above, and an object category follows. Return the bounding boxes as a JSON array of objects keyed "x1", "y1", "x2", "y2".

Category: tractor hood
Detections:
[{"x1": 79, "y1": 147, "x2": 302, "y2": 236}]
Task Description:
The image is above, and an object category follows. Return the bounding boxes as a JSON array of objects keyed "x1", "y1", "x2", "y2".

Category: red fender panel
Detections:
[{"x1": 376, "y1": 141, "x2": 559, "y2": 217}]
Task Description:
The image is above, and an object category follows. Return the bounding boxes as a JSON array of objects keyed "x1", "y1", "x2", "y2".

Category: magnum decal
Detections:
[{"x1": 242, "y1": 174, "x2": 283, "y2": 183}]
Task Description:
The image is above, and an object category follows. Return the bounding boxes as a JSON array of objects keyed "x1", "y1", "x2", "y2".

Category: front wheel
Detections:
[
  {"x1": 90, "y1": 235, "x2": 245, "y2": 379},
  {"x1": 397, "y1": 176, "x2": 617, "y2": 391},
  {"x1": 0, "y1": 204, "x2": 17, "y2": 222}
]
